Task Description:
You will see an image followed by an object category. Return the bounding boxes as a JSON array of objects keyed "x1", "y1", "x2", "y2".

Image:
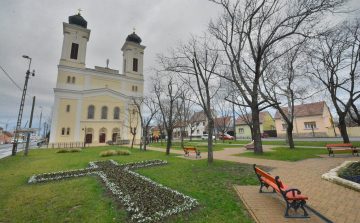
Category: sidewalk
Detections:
[{"x1": 145, "y1": 144, "x2": 360, "y2": 223}]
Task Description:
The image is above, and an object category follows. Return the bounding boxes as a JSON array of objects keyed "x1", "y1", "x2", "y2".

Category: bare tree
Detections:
[
  {"x1": 349, "y1": 102, "x2": 360, "y2": 126},
  {"x1": 124, "y1": 106, "x2": 139, "y2": 149},
  {"x1": 308, "y1": 18, "x2": 360, "y2": 143},
  {"x1": 157, "y1": 35, "x2": 222, "y2": 163},
  {"x1": 188, "y1": 110, "x2": 201, "y2": 142},
  {"x1": 213, "y1": 93, "x2": 233, "y2": 143},
  {"x1": 151, "y1": 73, "x2": 183, "y2": 155},
  {"x1": 154, "y1": 113, "x2": 165, "y2": 146},
  {"x1": 132, "y1": 96, "x2": 158, "y2": 152},
  {"x1": 208, "y1": 0, "x2": 347, "y2": 155}
]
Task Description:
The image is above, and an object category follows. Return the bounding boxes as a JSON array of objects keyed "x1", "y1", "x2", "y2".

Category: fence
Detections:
[{"x1": 43, "y1": 142, "x2": 87, "y2": 149}]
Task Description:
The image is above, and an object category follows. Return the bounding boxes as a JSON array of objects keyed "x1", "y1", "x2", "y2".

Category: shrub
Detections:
[
  {"x1": 56, "y1": 149, "x2": 69, "y2": 153},
  {"x1": 117, "y1": 150, "x2": 131, "y2": 156},
  {"x1": 69, "y1": 148, "x2": 82, "y2": 152},
  {"x1": 100, "y1": 150, "x2": 117, "y2": 157},
  {"x1": 229, "y1": 141, "x2": 232, "y2": 144}
]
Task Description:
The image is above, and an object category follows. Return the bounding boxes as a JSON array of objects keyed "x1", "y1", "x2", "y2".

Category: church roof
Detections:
[
  {"x1": 126, "y1": 33, "x2": 142, "y2": 44},
  {"x1": 69, "y1": 14, "x2": 87, "y2": 28}
]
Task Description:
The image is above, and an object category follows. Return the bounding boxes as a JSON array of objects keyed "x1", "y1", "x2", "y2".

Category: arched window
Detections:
[
  {"x1": 67, "y1": 128, "x2": 70, "y2": 135},
  {"x1": 66, "y1": 105, "x2": 70, "y2": 112},
  {"x1": 88, "y1": 106, "x2": 94, "y2": 119},
  {"x1": 101, "y1": 106, "x2": 108, "y2": 119},
  {"x1": 132, "y1": 86, "x2": 134, "y2": 91},
  {"x1": 67, "y1": 76, "x2": 71, "y2": 83},
  {"x1": 135, "y1": 86, "x2": 138, "y2": 92},
  {"x1": 114, "y1": 107, "x2": 120, "y2": 119},
  {"x1": 61, "y1": 128, "x2": 65, "y2": 135},
  {"x1": 72, "y1": 77, "x2": 75, "y2": 83}
]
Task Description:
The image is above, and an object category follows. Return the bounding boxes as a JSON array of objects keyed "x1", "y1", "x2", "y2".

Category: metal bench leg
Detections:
[
  {"x1": 259, "y1": 182, "x2": 275, "y2": 193},
  {"x1": 284, "y1": 200, "x2": 309, "y2": 218}
]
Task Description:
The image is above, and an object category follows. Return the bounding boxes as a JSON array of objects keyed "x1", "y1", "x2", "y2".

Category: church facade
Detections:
[{"x1": 49, "y1": 12, "x2": 144, "y2": 144}]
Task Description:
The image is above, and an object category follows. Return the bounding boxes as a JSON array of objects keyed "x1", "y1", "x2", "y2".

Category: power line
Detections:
[{"x1": 0, "y1": 65, "x2": 33, "y2": 98}]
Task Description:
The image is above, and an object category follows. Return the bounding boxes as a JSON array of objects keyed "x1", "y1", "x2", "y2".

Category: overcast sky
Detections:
[
  {"x1": 0, "y1": 0, "x2": 223, "y2": 131},
  {"x1": 0, "y1": 0, "x2": 358, "y2": 132}
]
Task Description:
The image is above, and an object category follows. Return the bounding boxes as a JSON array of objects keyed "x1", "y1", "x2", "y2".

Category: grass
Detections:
[
  {"x1": 187, "y1": 139, "x2": 360, "y2": 147},
  {"x1": 56, "y1": 148, "x2": 82, "y2": 153},
  {"x1": 233, "y1": 147, "x2": 353, "y2": 162},
  {"x1": 0, "y1": 146, "x2": 266, "y2": 222},
  {"x1": 148, "y1": 142, "x2": 244, "y2": 152}
]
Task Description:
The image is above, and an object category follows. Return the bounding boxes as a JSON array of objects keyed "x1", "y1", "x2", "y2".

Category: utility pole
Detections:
[
  {"x1": 25, "y1": 96, "x2": 36, "y2": 156},
  {"x1": 38, "y1": 106, "x2": 43, "y2": 138},
  {"x1": 43, "y1": 122, "x2": 46, "y2": 140},
  {"x1": 12, "y1": 55, "x2": 35, "y2": 156}
]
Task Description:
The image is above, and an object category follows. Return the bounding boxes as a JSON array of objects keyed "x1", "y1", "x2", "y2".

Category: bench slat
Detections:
[{"x1": 326, "y1": 143, "x2": 353, "y2": 147}]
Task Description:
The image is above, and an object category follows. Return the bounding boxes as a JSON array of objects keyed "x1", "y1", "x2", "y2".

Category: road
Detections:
[{"x1": 0, "y1": 142, "x2": 38, "y2": 159}]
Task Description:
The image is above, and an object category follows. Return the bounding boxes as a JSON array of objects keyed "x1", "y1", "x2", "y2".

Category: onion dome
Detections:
[
  {"x1": 68, "y1": 13, "x2": 87, "y2": 28},
  {"x1": 126, "y1": 31, "x2": 142, "y2": 44}
]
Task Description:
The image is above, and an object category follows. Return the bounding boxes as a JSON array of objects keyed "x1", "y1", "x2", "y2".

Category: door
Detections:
[
  {"x1": 112, "y1": 133, "x2": 117, "y2": 142},
  {"x1": 86, "y1": 134, "x2": 92, "y2": 143},
  {"x1": 99, "y1": 133, "x2": 106, "y2": 143}
]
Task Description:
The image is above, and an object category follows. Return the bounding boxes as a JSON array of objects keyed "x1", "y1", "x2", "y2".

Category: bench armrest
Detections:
[{"x1": 284, "y1": 188, "x2": 301, "y2": 197}]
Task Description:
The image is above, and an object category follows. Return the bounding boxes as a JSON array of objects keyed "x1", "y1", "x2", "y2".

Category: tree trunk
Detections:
[
  {"x1": 338, "y1": 115, "x2": 350, "y2": 143},
  {"x1": 286, "y1": 123, "x2": 295, "y2": 149},
  {"x1": 252, "y1": 108, "x2": 263, "y2": 155},
  {"x1": 207, "y1": 120, "x2": 214, "y2": 163},
  {"x1": 180, "y1": 129, "x2": 184, "y2": 148},
  {"x1": 222, "y1": 131, "x2": 225, "y2": 143},
  {"x1": 166, "y1": 129, "x2": 173, "y2": 155},
  {"x1": 131, "y1": 134, "x2": 135, "y2": 149}
]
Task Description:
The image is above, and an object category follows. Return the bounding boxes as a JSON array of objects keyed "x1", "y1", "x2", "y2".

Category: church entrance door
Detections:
[
  {"x1": 86, "y1": 134, "x2": 92, "y2": 143},
  {"x1": 99, "y1": 133, "x2": 106, "y2": 143},
  {"x1": 112, "y1": 133, "x2": 117, "y2": 142}
]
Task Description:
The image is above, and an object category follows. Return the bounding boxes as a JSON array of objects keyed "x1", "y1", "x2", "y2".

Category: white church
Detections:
[{"x1": 49, "y1": 11, "x2": 144, "y2": 144}]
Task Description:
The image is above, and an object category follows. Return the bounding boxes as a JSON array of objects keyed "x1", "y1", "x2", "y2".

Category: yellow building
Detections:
[
  {"x1": 235, "y1": 111, "x2": 276, "y2": 138},
  {"x1": 49, "y1": 12, "x2": 144, "y2": 144}
]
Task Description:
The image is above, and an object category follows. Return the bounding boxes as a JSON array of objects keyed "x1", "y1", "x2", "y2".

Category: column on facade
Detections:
[
  {"x1": 81, "y1": 36, "x2": 88, "y2": 64},
  {"x1": 61, "y1": 32, "x2": 70, "y2": 60}
]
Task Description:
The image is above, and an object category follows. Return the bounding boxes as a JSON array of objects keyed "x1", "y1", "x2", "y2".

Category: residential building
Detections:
[
  {"x1": 49, "y1": 12, "x2": 144, "y2": 144},
  {"x1": 214, "y1": 116, "x2": 234, "y2": 137},
  {"x1": 1, "y1": 130, "x2": 13, "y2": 144},
  {"x1": 235, "y1": 111, "x2": 275, "y2": 138},
  {"x1": 274, "y1": 101, "x2": 334, "y2": 138}
]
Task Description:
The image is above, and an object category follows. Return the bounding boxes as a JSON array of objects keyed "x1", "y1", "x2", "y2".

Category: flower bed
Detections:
[
  {"x1": 339, "y1": 161, "x2": 360, "y2": 183},
  {"x1": 28, "y1": 160, "x2": 198, "y2": 222}
]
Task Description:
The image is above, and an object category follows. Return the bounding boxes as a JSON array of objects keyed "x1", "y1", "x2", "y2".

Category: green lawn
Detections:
[
  {"x1": 147, "y1": 141, "x2": 244, "y2": 152},
  {"x1": 186, "y1": 139, "x2": 360, "y2": 147},
  {"x1": 0, "y1": 146, "x2": 266, "y2": 223},
  {"x1": 233, "y1": 147, "x2": 353, "y2": 162}
]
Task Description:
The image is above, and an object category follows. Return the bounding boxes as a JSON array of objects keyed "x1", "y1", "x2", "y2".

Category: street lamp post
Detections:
[
  {"x1": 12, "y1": 55, "x2": 35, "y2": 156},
  {"x1": 83, "y1": 127, "x2": 87, "y2": 148}
]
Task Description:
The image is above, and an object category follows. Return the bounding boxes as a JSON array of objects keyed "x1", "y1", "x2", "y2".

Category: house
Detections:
[
  {"x1": 187, "y1": 110, "x2": 218, "y2": 138},
  {"x1": 1, "y1": 130, "x2": 13, "y2": 144},
  {"x1": 49, "y1": 12, "x2": 144, "y2": 144},
  {"x1": 235, "y1": 111, "x2": 276, "y2": 138},
  {"x1": 214, "y1": 116, "x2": 234, "y2": 137},
  {"x1": 274, "y1": 101, "x2": 334, "y2": 138}
]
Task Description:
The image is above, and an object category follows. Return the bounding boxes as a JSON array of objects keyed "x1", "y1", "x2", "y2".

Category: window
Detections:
[
  {"x1": 124, "y1": 60, "x2": 126, "y2": 73},
  {"x1": 114, "y1": 107, "x2": 120, "y2": 119},
  {"x1": 72, "y1": 77, "x2": 75, "y2": 83},
  {"x1": 282, "y1": 124, "x2": 287, "y2": 130},
  {"x1": 70, "y1": 43, "x2": 79, "y2": 60},
  {"x1": 67, "y1": 128, "x2": 70, "y2": 135},
  {"x1": 238, "y1": 128, "x2": 244, "y2": 134},
  {"x1": 197, "y1": 130, "x2": 199, "y2": 134},
  {"x1": 132, "y1": 86, "x2": 134, "y2": 91},
  {"x1": 133, "y1": 58, "x2": 138, "y2": 72},
  {"x1": 203, "y1": 122, "x2": 205, "y2": 126},
  {"x1": 135, "y1": 86, "x2": 138, "y2": 92},
  {"x1": 101, "y1": 106, "x2": 108, "y2": 119},
  {"x1": 61, "y1": 128, "x2": 65, "y2": 135},
  {"x1": 67, "y1": 76, "x2": 71, "y2": 83},
  {"x1": 88, "y1": 106, "x2": 94, "y2": 119},
  {"x1": 304, "y1": 121, "x2": 317, "y2": 130},
  {"x1": 66, "y1": 105, "x2": 70, "y2": 112}
]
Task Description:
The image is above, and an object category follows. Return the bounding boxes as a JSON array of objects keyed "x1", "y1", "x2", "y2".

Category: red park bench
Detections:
[
  {"x1": 325, "y1": 143, "x2": 358, "y2": 157},
  {"x1": 253, "y1": 164, "x2": 309, "y2": 218},
  {"x1": 183, "y1": 147, "x2": 201, "y2": 158}
]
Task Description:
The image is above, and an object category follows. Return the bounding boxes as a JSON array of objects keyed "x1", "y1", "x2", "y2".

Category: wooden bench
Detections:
[
  {"x1": 183, "y1": 147, "x2": 201, "y2": 158},
  {"x1": 253, "y1": 164, "x2": 309, "y2": 218},
  {"x1": 325, "y1": 143, "x2": 358, "y2": 157}
]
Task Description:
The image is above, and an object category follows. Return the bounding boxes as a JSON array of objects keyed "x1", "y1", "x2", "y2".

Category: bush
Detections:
[
  {"x1": 69, "y1": 148, "x2": 82, "y2": 152},
  {"x1": 56, "y1": 149, "x2": 69, "y2": 153},
  {"x1": 117, "y1": 150, "x2": 131, "y2": 156},
  {"x1": 100, "y1": 150, "x2": 117, "y2": 157},
  {"x1": 229, "y1": 141, "x2": 232, "y2": 144}
]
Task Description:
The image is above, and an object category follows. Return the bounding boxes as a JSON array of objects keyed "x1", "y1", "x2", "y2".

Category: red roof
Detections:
[
  {"x1": 235, "y1": 111, "x2": 269, "y2": 125},
  {"x1": 274, "y1": 101, "x2": 325, "y2": 119},
  {"x1": 214, "y1": 117, "x2": 232, "y2": 128}
]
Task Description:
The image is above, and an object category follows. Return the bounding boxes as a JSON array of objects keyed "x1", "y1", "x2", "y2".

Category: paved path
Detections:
[{"x1": 146, "y1": 145, "x2": 360, "y2": 223}]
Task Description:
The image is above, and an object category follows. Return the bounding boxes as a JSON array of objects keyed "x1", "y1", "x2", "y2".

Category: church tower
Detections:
[
  {"x1": 59, "y1": 10, "x2": 91, "y2": 69},
  {"x1": 121, "y1": 29, "x2": 146, "y2": 79}
]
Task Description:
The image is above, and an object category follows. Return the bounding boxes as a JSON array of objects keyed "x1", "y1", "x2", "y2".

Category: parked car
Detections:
[
  {"x1": 202, "y1": 134, "x2": 215, "y2": 140},
  {"x1": 219, "y1": 134, "x2": 234, "y2": 140},
  {"x1": 261, "y1": 133, "x2": 269, "y2": 138}
]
